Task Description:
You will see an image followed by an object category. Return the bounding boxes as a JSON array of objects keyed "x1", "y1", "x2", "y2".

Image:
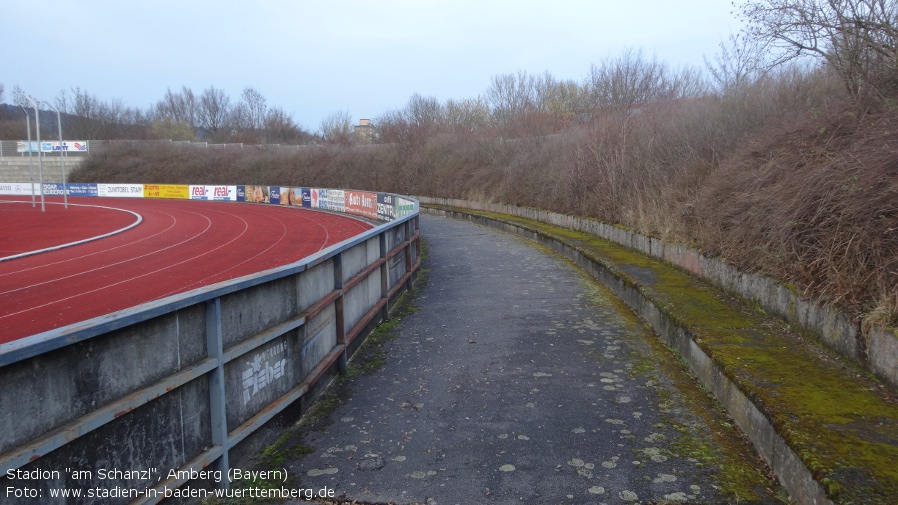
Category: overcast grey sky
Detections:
[{"x1": 2, "y1": 0, "x2": 741, "y2": 131}]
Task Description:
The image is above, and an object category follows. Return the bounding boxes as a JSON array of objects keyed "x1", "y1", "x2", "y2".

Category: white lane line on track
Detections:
[
  {"x1": 0, "y1": 201, "x2": 143, "y2": 262},
  {"x1": 0, "y1": 211, "x2": 178, "y2": 278},
  {"x1": 0, "y1": 209, "x2": 251, "y2": 319},
  {"x1": 0, "y1": 211, "x2": 212, "y2": 296},
  {"x1": 157, "y1": 206, "x2": 284, "y2": 297}
]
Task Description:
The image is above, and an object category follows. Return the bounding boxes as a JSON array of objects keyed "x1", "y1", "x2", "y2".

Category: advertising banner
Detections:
[
  {"x1": 17, "y1": 141, "x2": 89, "y2": 153},
  {"x1": 268, "y1": 186, "x2": 281, "y2": 205},
  {"x1": 301, "y1": 188, "x2": 311, "y2": 208},
  {"x1": 41, "y1": 183, "x2": 65, "y2": 196},
  {"x1": 245, "y1": 185, "x2": 269, "y2": 203},
  {"x1": 310, "y1": 188, "x2": 321, "y2": 209},
  {"x1": 144, "y1": 184, "x2": 189, "y2": 199},
  {"x1": 319, "y1": 189, "x2": 345, "y2": 212},
  {"x1": 345, "y1": 190, "x2": 378, "y2": 220},
  {"x1": 98, "y1": 183, "x2": 144, "y2": 198},
  {"x1": 189, "y1": 185, "x2": 237, "y2": 201},
  {"x1": 236, "y1": 185, "x2": 246, "y2": 202},
  {"x1": 396, "y1": 197, "x2": 415, "y2": 218},
  {"x1": 0, "y1": 182, "x2": 38, "y2": 195},
  {"x1": 377, "y1": 193, "x2": 396, "y2": 221},
  {"x1": 280, "y1": 187, "x2": 302, "y2": 206},
  {"x1": 66, "y1": 183, "x2": 99, "y2": 197},
  {"x1": 40, "y1": 141, "x2": 89, "y2": 153},
  {"x1": 16, "y1": 141, "x2": 38, "y2": 153},
  {"x1": 11, "y1": 183, "x2": 99, "y2": 196}
]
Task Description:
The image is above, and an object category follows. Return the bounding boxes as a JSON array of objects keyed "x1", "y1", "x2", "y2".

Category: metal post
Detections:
[
  {"x1": 20, "y1": 106, "x2": 36, "y2": 207},
  {"x1": 334, "y1": 253, "x2": 347, "y2": 374},
  {"x1": 205, "y1": 298, "x2": 230, "y2": 489},
  {"x1": 22, "y1": 95, "x2": 44, "y2": 212},
  {"x1": 43, "y1": 102, "x2": 68, "y2": 209}
]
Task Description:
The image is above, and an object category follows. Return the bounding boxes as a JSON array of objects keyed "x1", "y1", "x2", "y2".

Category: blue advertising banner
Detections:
[
  {"x1": 301, "y1": 188, "x2": 311, "y2": 208},
  {"x1": 269, "y1": 186, "x2": 281, "y2": 205},
  {"x1": 66, "y1": 183, "x2": 99, "y2": 196},
  {"x1": 236, "y1": 185, "x2": 246, "y2": 202},
  {"x1": 42, "y1": 183, "x2": 65, "y2": 196}
]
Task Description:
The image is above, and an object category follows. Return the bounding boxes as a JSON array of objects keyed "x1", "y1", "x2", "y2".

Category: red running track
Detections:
[{"x1": 0, "y1": 197, "x2": 373, "y2": 343}]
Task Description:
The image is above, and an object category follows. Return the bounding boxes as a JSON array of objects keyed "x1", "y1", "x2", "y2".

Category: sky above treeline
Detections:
[{"x1": 2, "y1": 0, "x2": 741, "y2": 131}]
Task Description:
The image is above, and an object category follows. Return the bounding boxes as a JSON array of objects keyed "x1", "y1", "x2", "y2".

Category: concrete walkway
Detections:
[{"x1": 287, "y1": 214, "x2": 781, "y2": 505}]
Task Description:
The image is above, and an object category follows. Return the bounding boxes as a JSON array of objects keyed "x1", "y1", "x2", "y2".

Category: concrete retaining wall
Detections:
[
  {"x1": 0, "y1": 195, "x2": 420, "y2": 504},
  {"x1": 0, "y1": 156, "x2": 83, "y2": 183},
  {"x1": 418, "y1": 197, "x2": 898, "y2": 391}
]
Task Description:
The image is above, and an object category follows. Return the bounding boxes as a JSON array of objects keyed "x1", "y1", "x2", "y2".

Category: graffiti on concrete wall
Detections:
[{"x1": 241, "y1": 340, "x2": 288, "y2": 405}]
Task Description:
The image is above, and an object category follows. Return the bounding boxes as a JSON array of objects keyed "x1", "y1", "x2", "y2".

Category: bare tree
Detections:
[
  {"x1": 405, "y1": 93, "x2": 443, "y2": 133},
  {"x1": 0, "y1": 83, "x2": 4, "y2": 103},
  {"x1": 240, "y1": 87, "x2": 268, "y2": 132},
  {"x1": 705, "y1": 33, "x2": 769, "y2": 92},
  {"x1": 264, "y1": 106, "x2": 309, "y2": 143},
  {"x1": 585, "y1": 49, "x2": 675, "y2": 110},
  {"x1": 738, "y1": 0, "x2": 898, "y2": 100},
  {"x1": 319, "y1": 110, "x2": 353, "y2": 144},
  {"x1": 12, "y1": 85, "x2": 30, "y2": 108},
  {"x1": 486, "y1": 71, "x2": 538, "y2": 129},
  {"x1": 196, "y1": 86, "x2": 232, "y2": 139},
  {"x1": 152, "y1": 87, "x2": 197, "y2": 125},
  {"x1": 443, "y1": 97, "x2": 491, "y2": 133}
]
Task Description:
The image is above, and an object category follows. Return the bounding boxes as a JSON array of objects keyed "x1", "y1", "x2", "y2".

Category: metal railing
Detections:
[{"x1": 0, "y1": 192, "x2": 420, "y2": 504}]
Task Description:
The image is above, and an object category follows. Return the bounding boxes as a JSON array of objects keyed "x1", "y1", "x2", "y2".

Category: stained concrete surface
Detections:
[{"x1": 287, "y1": 214, "x2": 781, "y2": 505}]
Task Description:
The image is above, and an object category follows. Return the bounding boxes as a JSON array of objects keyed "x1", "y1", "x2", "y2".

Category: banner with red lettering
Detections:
[
  {"x1": 345, "y1": 190, "x2": 378, "y2": 219},
  {"x1": 188, "y1": 185, "x2": 237, "y2": 201}
]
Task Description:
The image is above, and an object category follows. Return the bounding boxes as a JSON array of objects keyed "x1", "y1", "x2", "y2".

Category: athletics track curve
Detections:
[{"x1": 0, "y1": 197, "x2": 373, "y2": 344}]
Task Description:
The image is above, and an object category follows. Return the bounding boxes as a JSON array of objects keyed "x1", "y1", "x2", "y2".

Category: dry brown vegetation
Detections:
[
  {"x1": 71, "y1": 73, "x2": 898, "y2": 330},
  {"x1": 68, "y1": 2, "x2": 898, "y2": 329}
]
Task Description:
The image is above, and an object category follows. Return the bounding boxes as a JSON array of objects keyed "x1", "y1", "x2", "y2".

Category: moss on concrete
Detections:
[
  {"x1": 429, "y1": 205, "x2": 898, "y2": 504},
  {"x1": 529, "y1": 239, "x2": 784, "y2": 502}
]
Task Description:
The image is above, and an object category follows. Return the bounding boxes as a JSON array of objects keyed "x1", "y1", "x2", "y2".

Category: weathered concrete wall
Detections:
[
  {"x1": 0, "y1": 156, "x2": 84, "y2": 183},
  {"x1": 0, "y1": 194, "x2": 420, "y2": 504},
  {"x1": 419, "y1": 197, "x2": 898, "y2": 390}
]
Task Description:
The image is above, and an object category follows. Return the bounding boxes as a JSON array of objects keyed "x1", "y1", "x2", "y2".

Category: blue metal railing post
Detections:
[{"x1": 205, "y1": 297, "x2": 229, "y2": 488}]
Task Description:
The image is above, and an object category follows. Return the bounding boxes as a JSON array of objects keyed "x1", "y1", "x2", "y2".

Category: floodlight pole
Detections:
[
  {"x1": 23, "y1": 95, "x2": 45, "y2": 212},
  {"x1": 43, "y1": 101, "x2": 68, "y2": 209},
  {"x1": 20, "y1": 106, "x2": 36, "y2": 207}
]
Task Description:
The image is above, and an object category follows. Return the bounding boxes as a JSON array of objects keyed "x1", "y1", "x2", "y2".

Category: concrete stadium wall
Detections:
[
  {"x1": 0, "y1": 192, "x2": 420, "y2": 504},
  {"x1": 417, "y1": 197, "x2": 898, "y2": 391},
  {"x1": 0, "y1": 156, "x2": 83, "y2": 184}
]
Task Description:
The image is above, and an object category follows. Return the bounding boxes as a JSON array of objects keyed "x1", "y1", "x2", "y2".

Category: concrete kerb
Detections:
[{"x1": 421, "y1": 205, "x2": 898, "y2": 505}]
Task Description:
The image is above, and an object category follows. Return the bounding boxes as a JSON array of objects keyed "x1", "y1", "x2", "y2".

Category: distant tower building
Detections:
[{"x1": 354, "y1": 118, "x2": 374, "y2": 143}]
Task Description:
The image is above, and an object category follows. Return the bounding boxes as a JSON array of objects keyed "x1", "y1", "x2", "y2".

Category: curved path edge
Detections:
[{"x1": 421, "y1": 205, "x2": 898, "y2": 505}]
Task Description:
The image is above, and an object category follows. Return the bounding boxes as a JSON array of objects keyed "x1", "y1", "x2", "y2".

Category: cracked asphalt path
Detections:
[{"x1": 288, "y1": 214, "x2": 782, "y2": 505}]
